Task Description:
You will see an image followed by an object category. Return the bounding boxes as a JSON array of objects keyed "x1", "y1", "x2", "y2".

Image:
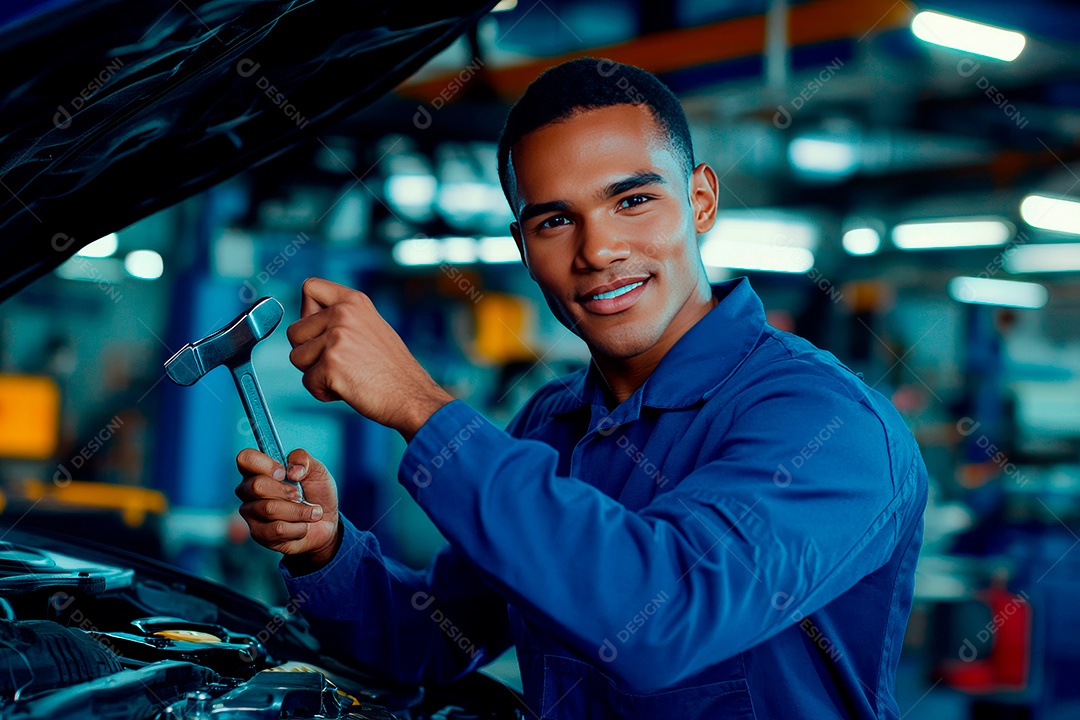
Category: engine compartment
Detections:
[{"x1": 0, "y1": 532, "x2": 523, "y2": 719}]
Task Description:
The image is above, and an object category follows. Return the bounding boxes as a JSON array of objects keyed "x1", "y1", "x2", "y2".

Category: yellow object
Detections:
[
  {"x1": 22, "y1": 479, "x2": 168, "y2": 527},
  {"x1": 154, "y1": 630, "x2": 222, "y2": 643},
  {"x1": 0, "y1": 375, "x2": 60, "y2": 459},
  {"x1": 473, "y1": 293, "x2": 536, "y2": 364}
]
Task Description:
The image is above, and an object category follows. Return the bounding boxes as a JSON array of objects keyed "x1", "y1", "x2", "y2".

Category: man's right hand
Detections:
[{"x1": 235, "y1": 448, "x2": 343, "y2": 573}]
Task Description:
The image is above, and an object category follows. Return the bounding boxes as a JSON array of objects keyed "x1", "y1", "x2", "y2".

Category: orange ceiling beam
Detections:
[{"x1": 399, "y1": 0, "x2": 915, "y2": 102}]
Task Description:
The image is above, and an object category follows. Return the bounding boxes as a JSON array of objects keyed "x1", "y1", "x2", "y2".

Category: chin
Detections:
[{"x1": 582, "y1": 323, "x2": 663, "y2": 360}]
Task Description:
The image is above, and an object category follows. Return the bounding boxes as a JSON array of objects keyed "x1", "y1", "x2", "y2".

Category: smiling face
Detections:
[{"x1": 508, "y1": 103, "x2": 720, "y2": 361}]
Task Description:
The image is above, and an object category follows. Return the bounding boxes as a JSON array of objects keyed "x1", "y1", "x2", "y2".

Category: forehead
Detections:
[{"x1": 508, "y1": 104, "x2": 680, "y2": 206}]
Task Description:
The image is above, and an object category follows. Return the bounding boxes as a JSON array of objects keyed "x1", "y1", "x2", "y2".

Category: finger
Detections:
[
  {"x1": 286, "y1": 448, "x2": 317, "y2": 483},
  {"x1": 300, "y1": 293, "x2": 323, "y2": 319},
  {"x1": 286, "y1": 312, "x2": 329, "y2": 349},
  {"x1": 302, "y1": 277, "x2": 354, "y2": 313},
  {"x1": 236, "y1": 474, "x2": 302, "y2": 503},
  {"x1": 240, "y1": 497, "x2": 324, "y2": 524},
  {"x1": 301, "y1": 363, "x2": 341, "y2": 403},
  {"x1": 288, "y1": 334, "x2": 329, "y2": 373},
  {"x1": 250, "y1": 519, "x2": 310, "y2": 544},
  {"x1": 237, "y1": 448, "x2": 285, "y2": 479}
]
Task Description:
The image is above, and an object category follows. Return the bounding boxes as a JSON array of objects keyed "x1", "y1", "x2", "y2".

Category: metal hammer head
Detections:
[{"x1": 164, "y1": 297, "x2": 284, "y2": 386}]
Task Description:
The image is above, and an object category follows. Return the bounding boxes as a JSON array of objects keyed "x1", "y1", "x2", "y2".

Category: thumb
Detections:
[{"x1": 285, "y1": 449, "x2": 335, "y2": 505}]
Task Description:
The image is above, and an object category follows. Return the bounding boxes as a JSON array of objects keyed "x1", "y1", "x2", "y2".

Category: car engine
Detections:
[{"x1": 0, "y1": 531, "x2": 523, "y2": 719}]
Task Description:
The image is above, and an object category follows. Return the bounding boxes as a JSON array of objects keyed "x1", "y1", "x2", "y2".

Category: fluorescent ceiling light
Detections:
[
  {"x1": 393, "y1": 238, "x2": 440, "y2": 266},
  {"x1": 892, "y1": 218, "x2": 1012, "y2": 249},
  {"x1": 911, "y1": 11, "x2": 1026, "y2": 62},
  {"x1": 843, "y1": 228, "x2": 881, "y2": 256},
  {"x1": 76, "y1": 233, "x2": 118, "y2": 258},
  {"x1": 948, "y1": 276, "x2": 1047, "y2": 309},
  {"x1": 386, "y1": 175, "x2": 437, "y2": 210},
  {"x1": 442, "y1": 237, "x2": 478, "y2": 264},
  {"x1": 701, "y1": 213, "x2": 818, "y2": 272},
  {"x1": 706, "y1": 214, "x2": 819, "y2": 250},
  {"x1": 437, "y1": 182, "x2": 505, "y2": 216},
  {"x1": 789, "y1": 138, "x2": 858, "y2": 175},
  {"x1": 1020, "y1": 194, "x2": 1080, "y2": 236},
  {"x1": 1005, "y1": 243, "x2": 1080, "y2": 273},
  {"x1": 392, "y1": 236, "x2": 528, "y2": 266},
  {"x1": 124, "y1": 250, "x2": 163, "y2": 280},
  {"x1": 701, "y1": 241, "x2": 814, "y2": 273},
  {"x1": 478, "y1": 236, "x2": 520, "y2": 263}
]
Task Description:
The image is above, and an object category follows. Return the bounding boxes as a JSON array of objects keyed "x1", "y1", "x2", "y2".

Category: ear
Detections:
[
  {"x1": 510, "y1": 221, "x2": 529, "y2": 270},
  {"x1": 690, "y1": 162, "x2": 719, "y2": 235}
]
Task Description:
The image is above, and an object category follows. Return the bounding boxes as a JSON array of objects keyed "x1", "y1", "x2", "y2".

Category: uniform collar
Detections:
[{"x1": 549, "y1": 276, "x2": 766, "y2": 419}]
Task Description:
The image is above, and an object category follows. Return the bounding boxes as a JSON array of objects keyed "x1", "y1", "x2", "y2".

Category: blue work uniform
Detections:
[{"x1": 281, "y1": 276, "x2": 929, "y2": 719}]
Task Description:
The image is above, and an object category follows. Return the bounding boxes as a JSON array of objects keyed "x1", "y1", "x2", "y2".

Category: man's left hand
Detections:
[{"x1": 286, "y1": 277, "x2": 453, "y2": 441}]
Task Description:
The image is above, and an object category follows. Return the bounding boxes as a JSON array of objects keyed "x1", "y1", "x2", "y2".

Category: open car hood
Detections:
[{"x1": 0, "y1": 0, "x2": 496, "y2": 301}]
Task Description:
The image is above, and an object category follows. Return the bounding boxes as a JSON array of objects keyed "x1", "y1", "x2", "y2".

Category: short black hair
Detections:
[{"x1": 496, "y1": 57, "x2": 695, "y2": 210}]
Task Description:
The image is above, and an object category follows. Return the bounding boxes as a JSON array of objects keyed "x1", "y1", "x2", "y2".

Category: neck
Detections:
[{"x1": 592, "y1": 284, "x2": 718, "y2": 405}]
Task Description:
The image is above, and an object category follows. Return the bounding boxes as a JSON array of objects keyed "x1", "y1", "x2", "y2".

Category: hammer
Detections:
[{"x1": 164, "y1": 297, "x2": 304, "y2": 502}]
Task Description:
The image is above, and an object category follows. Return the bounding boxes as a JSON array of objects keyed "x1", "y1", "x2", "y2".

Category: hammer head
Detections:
[{"x1": 164, "y1": 297, "x2": 284, "y2": 386}]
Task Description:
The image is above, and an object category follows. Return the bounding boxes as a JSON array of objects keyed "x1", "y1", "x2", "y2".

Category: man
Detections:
[{"x1": 236, "y1": 57, "x2": 928, "y2": 718}]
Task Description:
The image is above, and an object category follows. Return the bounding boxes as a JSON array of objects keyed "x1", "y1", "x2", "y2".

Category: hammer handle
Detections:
[{"x1": 231, "y1": 360, "x2": 306, "y2": 502}]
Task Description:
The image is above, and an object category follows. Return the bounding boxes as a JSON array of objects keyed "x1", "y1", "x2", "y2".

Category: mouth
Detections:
[{"x1": 578, "y1": 275, "x2": 651, "y2": 316}]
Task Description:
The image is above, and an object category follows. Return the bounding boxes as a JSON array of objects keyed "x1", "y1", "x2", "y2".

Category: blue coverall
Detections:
[{"x1": 281, "y1": 276, "x2": 929, "y2": 719}]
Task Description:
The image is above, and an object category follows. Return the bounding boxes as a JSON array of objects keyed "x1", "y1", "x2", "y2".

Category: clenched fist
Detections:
[
  {"x1": 286, "y1": 277, "x2": 453, "y2": 441},
  {"x1": 235, "y1": 448, "x2": 342, "y2": 574}
]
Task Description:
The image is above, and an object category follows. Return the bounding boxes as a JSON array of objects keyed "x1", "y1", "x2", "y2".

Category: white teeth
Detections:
[{"x1": 591, "y1": 280, "x2": 644, "y2": 301}]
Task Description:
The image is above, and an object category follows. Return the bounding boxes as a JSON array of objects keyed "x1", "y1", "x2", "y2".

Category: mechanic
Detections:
[{"x1": 235, "y1": 57, "x2": 929, "y2": 719}]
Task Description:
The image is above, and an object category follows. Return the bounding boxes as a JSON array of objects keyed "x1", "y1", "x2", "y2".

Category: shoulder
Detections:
[
  {"x1": 721, "y1": 325, "x2": 878, "y2": 406},
  {"x1": 721, "y1": 325, "x2": 922, "y2": 482}
]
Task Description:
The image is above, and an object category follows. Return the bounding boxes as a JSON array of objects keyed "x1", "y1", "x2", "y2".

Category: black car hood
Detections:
[{"x1": 0, "y1": 0, "x2": 496, "y2": 300}]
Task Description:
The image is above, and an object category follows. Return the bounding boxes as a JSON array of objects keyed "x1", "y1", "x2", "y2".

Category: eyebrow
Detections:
[
  {"x1": 599, "y1": 171, "x2": 667, "y2": 199},
  {"x1": 519, "y1": 199, "x2": 570, "y2": 224},
  {"x1": 518, "y1": 171, "x2": 668, "y2": 224}
]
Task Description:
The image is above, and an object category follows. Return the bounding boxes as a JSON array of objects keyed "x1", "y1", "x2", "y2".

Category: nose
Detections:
[{"x1": 574, "y1": 216, "x2": 631, "y2": 271}]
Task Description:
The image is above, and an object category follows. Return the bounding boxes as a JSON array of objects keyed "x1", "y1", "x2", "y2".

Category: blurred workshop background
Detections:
[{"x1": 2, "y1": 0, "x2": 1080, "y2": 717}]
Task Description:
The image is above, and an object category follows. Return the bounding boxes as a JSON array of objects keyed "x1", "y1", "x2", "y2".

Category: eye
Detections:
[
  {"x1": 618, "y1": 194, "x2": 652, "y2": 210},
  {"x1": 537, "y1": 215, "x2": 570, "y2": 230}
]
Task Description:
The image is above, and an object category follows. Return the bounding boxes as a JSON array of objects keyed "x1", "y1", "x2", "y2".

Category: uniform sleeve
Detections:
[
  {"x1": 279, "y1": 517, "x2": 512, "y2": 684},
  {"x1": 395, "y1": 374, "x2": 924, "y2": 693},
  {"x1": 275, "y1": 404, "x2": 544, "y2": 685}
]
